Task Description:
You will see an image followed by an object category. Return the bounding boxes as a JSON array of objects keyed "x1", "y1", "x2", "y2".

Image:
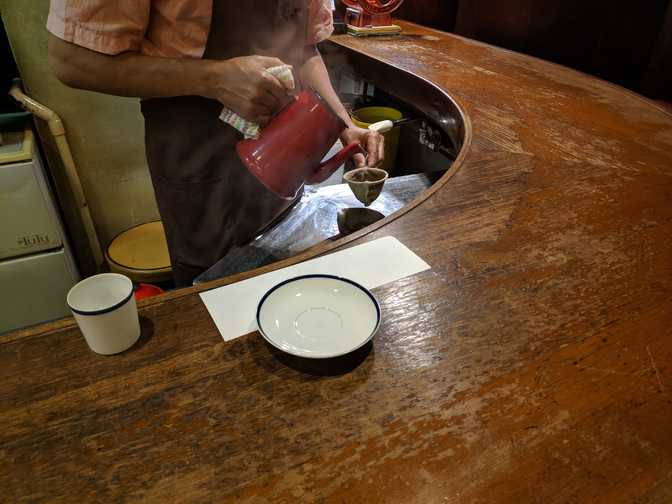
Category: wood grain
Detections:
[{"x1": 2, "y1": 21, "x2": 672, "y2": 502}]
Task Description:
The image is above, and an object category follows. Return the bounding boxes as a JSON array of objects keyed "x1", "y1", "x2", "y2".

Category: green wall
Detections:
[{"x1": 0, "y1": 1, "x2": 159, "y2": 265}]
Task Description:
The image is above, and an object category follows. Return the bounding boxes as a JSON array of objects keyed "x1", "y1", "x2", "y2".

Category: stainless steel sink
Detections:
[{"x1": 194, "y1": 173, "x2": 434, "y2": 284}]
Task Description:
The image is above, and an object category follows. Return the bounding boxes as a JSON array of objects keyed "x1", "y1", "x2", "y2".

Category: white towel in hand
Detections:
[{"x1": 218, "y1": 65, "x2": 295, "y2": 139}]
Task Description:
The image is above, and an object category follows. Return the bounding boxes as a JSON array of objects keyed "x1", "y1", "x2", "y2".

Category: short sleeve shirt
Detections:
[{"x1": 47, "y1": 0, "x2": 334, "y2": 58}]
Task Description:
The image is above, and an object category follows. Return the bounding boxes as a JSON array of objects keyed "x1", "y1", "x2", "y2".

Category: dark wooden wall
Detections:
[
  {"x1": 395, "y1": 0, "x2": 458, "y2": 34},
  {"x1": 642, "y1": 1, "x2": 672, "y2": 100},
  {"x1": 342, "y1": 0, "x2": 672, "y2": 101}
]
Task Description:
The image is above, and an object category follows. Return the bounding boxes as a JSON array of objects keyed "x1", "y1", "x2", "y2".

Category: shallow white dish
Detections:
[{"x1": 256, "y1": 275, "x2": 381, "y2": 359}]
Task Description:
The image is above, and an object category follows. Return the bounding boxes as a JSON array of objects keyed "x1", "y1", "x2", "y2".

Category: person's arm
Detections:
[
  {"x1": 48, "y1": 34, "x2": 289, "y2": 125},
  {"x1": 299, "y1": 46, "x2": 384, "y2": 167}
]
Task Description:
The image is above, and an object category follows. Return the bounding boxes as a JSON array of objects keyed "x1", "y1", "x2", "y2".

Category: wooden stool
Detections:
[{"x1": 105, "y1": 221, "x2": 173, "y2": 284}]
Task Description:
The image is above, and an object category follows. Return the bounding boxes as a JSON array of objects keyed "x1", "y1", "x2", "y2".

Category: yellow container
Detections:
[{"x1": 352, "y1": 106, "x2": 402, "y2": 174}]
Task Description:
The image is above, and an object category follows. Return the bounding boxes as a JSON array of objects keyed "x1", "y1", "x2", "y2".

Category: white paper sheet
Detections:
[{"x1": 199, "y1": 236, "x2": 431, "y2": 341}]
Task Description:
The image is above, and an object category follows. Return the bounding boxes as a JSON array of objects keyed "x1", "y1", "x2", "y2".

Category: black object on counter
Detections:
[
  {"x1": 0, "y1": 23, "x2": 29, "y2": 132},
  {"x1": 332, "y1": 9, "x2": 347, "y2": 35}
]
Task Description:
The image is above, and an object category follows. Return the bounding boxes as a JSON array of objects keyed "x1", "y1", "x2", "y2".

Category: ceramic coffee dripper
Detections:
[
  {"x1": 342, "y1": 167, "x2": 389, "y2": 206},
  {"x1": 337, "y1": 167, "x2": 389, "y2": 236}
]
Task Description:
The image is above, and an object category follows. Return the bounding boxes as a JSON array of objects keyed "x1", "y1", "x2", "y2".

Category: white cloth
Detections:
[{"x1": 218, "y1": 65, "x2": 295, "y2": 138}]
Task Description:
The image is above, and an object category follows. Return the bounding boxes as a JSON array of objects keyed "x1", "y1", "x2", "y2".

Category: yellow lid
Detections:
[
  {"x1": 0, "y1": 129, "x2": 32, "y2": 165},
  {"x1": 105, "y1": 221, "x2": 172, "y2": 283}
]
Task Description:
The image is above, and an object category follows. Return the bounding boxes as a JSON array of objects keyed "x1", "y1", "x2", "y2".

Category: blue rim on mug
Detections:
[{"x1": 67, "y1": 273, "x2": 134, "y2": 316}]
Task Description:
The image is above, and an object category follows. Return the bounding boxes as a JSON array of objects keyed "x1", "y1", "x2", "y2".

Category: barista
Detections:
[{"x1": 47, "y1": 0, "x2": 384, "y2": 286}]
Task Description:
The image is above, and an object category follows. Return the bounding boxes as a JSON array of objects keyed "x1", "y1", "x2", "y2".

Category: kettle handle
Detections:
[{"x1": 305, "y1": 142, "x2": 366, "y2": 184}]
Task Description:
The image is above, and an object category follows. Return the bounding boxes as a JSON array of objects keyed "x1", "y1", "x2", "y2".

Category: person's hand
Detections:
[
  {"x1": 205, "y1": 56, "x2": 292, "y2": 125},
  {"x1": 340, "y1": 126, "x2": 385, "y2": 168}
]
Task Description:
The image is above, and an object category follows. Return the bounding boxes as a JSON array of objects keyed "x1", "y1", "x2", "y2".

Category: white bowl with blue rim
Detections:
[{"x1": 256, "y1": 275, "x2": 381, "y2": 359}]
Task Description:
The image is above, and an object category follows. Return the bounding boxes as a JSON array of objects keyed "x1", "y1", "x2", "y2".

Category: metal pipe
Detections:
[{"x1": 9, "y1": 83, "x2": 104, "y2": 268}]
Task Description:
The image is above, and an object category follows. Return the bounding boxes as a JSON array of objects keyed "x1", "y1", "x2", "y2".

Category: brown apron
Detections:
[{"x1": 141, "y1": 0, "x2": 310, "y2": 286}]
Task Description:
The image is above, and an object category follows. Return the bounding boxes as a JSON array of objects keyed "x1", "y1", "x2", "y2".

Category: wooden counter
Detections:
[{"x1": 2, "y1": 22, "x2": 672, "y2": 502}]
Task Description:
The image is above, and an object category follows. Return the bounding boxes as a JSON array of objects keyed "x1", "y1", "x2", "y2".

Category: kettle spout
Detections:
[{"x1": 305, "y1": 142, "x2": 365, "y2": 184}]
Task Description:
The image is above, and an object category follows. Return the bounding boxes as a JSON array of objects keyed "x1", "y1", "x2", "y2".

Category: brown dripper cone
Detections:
[{"x1": 343, "y1": 168, "x2": 389, "y2": 206}]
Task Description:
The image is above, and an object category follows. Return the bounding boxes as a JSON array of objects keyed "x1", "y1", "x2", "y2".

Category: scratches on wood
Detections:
[{"x1": 2, "y1": 20, "x2": 672, "y2": 503}]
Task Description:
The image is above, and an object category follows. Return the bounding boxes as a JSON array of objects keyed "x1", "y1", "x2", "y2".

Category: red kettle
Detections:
[{"x1": 236, "y1": 90, "x2": 365, "y2": 199}]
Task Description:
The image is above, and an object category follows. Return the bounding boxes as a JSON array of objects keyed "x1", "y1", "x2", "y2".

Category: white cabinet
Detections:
[
  {"x1": 0, "y1": 128, "x2": 79, "y2": 333},
  {"x1": 0, "y1": 249, "x2": 78, "y2": 332}
]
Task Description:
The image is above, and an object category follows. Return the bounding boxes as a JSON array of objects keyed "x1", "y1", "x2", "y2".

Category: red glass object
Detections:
[
  {"x1": 236, "y1": 90, "x2": 364, "y2": 199},
  {"x1": 134, "y1": 283, "x2": 164, "y2": 300},
  {"x1": 341, "y1": 0, "x2": 404, "y2": 28}
]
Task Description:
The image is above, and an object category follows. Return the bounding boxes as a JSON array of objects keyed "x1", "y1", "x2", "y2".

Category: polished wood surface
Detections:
[{"x1": 3, "y1": 22, "x2": 672, "y2": 502}]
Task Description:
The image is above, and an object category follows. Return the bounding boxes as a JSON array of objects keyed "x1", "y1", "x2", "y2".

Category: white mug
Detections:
[{"x1": 66, "y1": 273, "x2": 140, "y2": 355}]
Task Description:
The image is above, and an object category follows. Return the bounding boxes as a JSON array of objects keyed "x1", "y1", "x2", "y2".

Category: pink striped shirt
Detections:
[{"x1": 47, "y1": 1, "x2": 334, "y2": 58}]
